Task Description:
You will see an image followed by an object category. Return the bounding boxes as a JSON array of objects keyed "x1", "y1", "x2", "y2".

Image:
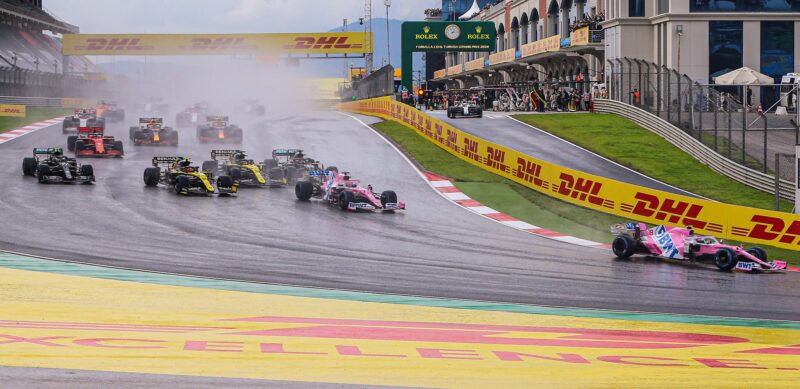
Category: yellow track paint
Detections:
[{"x1": 0, "y1": 266, "x2": 797, "y2": 388}]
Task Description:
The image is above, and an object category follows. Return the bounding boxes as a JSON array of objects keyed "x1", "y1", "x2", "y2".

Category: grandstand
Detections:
[{"x1": 0, "y1": 0, "x2": 97, "y2": 98}]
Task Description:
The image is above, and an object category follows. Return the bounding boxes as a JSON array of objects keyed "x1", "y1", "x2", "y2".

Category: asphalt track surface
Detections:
[
  {"x1": 432, "y1": 111, "x2": 697, "y2": 197},
  {"x1": 1, "y1": 110, "x2": 799, "y2": 322}
]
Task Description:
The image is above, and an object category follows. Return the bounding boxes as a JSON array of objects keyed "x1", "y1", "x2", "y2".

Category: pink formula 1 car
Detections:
[
  {"x1": 294, "y1": 171, "x2": 405, "y2": 212},
  {"x1": 611, "y1": 223, "x2": 786, "y2": 272}
]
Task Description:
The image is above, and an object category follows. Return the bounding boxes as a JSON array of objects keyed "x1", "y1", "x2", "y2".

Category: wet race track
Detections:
[{"x1": 1, "y1": 110, "x2": 799, "y2": 320}]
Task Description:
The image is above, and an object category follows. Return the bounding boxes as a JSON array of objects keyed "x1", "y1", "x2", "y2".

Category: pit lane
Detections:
[{"x1": 1, "y1": 109, "x2": 799, "y2": 320}]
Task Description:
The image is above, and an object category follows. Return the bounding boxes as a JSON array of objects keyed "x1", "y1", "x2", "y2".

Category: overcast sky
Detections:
[{"x1": 45, "y1": 0, "x2": 440, "y2": 34}]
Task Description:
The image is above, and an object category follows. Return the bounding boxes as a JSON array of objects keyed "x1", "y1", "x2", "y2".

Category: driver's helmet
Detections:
[
  {"x1": 52, "y1": 149, "x2": 63, "y2": 157},
  {"x1": 294, "y1": 151, "x2": 305, "y2": 160},
  {"x1": 704, "y1": 237, "x2": 715, "y2": 244},
  {"x1": 178, "y1": 158, "x2": 191, "y2": 168},
  {"x1": 234, "y1": 152, "x2": 246, "y2": 161}
]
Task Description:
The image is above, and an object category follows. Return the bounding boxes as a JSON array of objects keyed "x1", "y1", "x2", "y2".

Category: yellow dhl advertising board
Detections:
[
  {"x1": 340, "y1": 97, "x2": 800, "y2": 252},
  {"x1": 62, "y1": 32, "x2": 373, "y2": 56},
  {"x1": 0, "y1": 104, "x2": 25, "y2": 117}
]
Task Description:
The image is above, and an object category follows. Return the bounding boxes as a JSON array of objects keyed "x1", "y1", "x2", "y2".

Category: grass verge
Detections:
[
  {"x1": 513, "y1": 113, "x2": 792, "y2": 212},
  {"x1": 0, "y1": 107, "x2": 71, "y2": 134},
  {"x1": 372, "y1": 119, "x2": 800, "y2": 265}
]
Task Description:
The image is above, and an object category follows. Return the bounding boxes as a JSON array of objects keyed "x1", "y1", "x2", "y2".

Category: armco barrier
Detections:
[
  {"x1": 340, "y1": 97, "x2": 800, "y2": 252},
  {"x1": 594, "y1": 99, "x2": 794, "y2": 201}
]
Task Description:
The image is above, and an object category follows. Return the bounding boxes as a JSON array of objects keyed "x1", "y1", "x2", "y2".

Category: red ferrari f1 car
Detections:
[{"x1": 67, "y1": 122, "x2": 123, "y2": 158}]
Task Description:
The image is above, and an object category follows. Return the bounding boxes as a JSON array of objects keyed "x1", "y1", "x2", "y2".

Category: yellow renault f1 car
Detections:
[
  {"x1": 202, "y1": 150, "x2": 285, "y2": 188},
  {"x1": 143, "y1": 156, "x2": 237, "y2": 195}
]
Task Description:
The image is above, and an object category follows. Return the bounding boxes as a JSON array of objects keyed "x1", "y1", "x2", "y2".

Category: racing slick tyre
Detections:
[
  {"x1": 79, "y1": 164, "x2": 94, "y2": 180},
  {"x1": 37, "y1": 164, "x2": 50, "y2": 184},
  {"x1": 175, "y1": 175, "x2": 190, "y2": 195},
  {"x1": 612, "y1": 235, "x2": 637, "y2": 258},
  {"x1": 477, "y1": 110, "x2": 483, "y2": 118},
  {"x1": 263, "y1": 159, "x2": 278, "y2": 169},
  {"x1": 295, "y1": 180, "x2": 313, "y2": 201},
  {"x1": 129, "y1": 127, "x2": 138, "y2": 141},
  {"x1": 326, "y1": 166, "x2": 338, "y2": 173},
  {"x1": 338, "y1": 190, "x2": 354, "y2": 210},
  {"x1": 169, "y1": 131, "x2": 179, "y2": 146},
  {"x1": 714, "y1": 248, "x2": 738, "y2": 271},
  {"x1": 74, "y1": 140, "x2": 85, "y2": 153},
  {"x1": 143, "y1": 167, "x2": 160, "y2": 187},
  {"x1": 746, "y1": 247, "x2": 767, "y2": 262},
  {"x1": 22, "y1": 157, "x2": 37, "y2": 176},
  {"x1": 201, "y1": 160, "x2": 218, "y2": 175},
  {"x1": 113, "y1": 141, "x2": 124, "y2": 155},
  {"x1": 380, "y1": 190, "x2": 397, "y2": 208},
  {"x1": 228, "y1": 168, "x2": 243, "y2": 181},
  {"x1": 67, "y1": 135, "x2": 78, "y2": 152}
]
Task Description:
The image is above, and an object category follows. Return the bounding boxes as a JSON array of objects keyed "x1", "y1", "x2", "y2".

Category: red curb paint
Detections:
[
  {"x1": 485, "y1": 213, "x2": 519, "y2": 222},
  {"x1": 456, "y1": 199, "x2": 482, "y2": 207},
  {"x1": 528, "y1": 228, "x2": 567, "y2": 237},
  {"x1": 436, "y1": 186, "x2": 461, "y2": 193}
]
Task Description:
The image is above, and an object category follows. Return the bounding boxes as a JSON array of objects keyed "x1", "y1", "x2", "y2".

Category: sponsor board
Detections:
[
  {"x1": 489, "y1": 48, "x2": 516, "y2": 65},
  {"x1": 521, "y1": 35, "x2": 561, "y2": 58},
  {"x1": 447, "y1": 63, "x2": 464, "y2": 76},
  {"x1": 0, "y1": 104, "x2": 25, "y2": 117},
  {"x1": 340, "y1": 97, "x2": 800, "y2": 252},
  {"x1": 465, "y1": 57, "x2": 486, "y2": 72},
  {"x1": 62, "y1": 32, "x2": 373, "y2": 55},
  {"x1": 433, "y1": 69, "x2": 447, "y2": 79},
  {"x1": 571, "y1": 27, "x2": 590, "y2": 46},
  {"x1": 1, "y1": 266, "x2": 798, "y2": 387}
]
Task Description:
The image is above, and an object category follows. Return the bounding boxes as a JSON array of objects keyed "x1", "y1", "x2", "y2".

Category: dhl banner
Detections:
[
  {"x1": 340, "y1": 97, "x2": 800, "y2": 252},
  {"x1": 0, "y1": 104, "x2": 25, "y2": 117},
  {"x1": 62, "y1": 32, "x2": 373, "y2": 56},
  {"x1": 465, "y1": 57, "x2": 486, "y2": 72},
  {"x1": 446, "y1": 63, "x2": 463, "y2": 76}
]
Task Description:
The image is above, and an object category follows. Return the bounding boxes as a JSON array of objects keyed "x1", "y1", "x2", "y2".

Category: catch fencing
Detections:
[
  {"x1": 607, "y1": 58, "x2": 798, "y2": 182},
  {"x1": 341, "y1": 96, "x2": 800, "y2": 252},
  {"x1": 349, "y1": 65, "x2": 394, "y2": 101}
]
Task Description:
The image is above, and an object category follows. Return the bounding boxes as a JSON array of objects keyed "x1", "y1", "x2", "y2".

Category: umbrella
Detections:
[{"x1": 713, "y1": 66, "x2": 774, "y2": 85}]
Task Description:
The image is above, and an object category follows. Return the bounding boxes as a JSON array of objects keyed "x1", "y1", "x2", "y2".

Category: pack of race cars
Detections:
[{"x1": 18, "y1": 102, "x2": 795, "y2": 272}]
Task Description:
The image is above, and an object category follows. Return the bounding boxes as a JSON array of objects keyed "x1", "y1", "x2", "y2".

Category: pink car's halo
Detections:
[{"x1": 610, "y1": 222, "x2": 786, "y2": 272}]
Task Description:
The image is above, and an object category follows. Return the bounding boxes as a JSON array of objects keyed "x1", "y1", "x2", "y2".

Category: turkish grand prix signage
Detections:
[
  {"x1": 401, "y1": 21, "x2": 495, "y2": 93},
  {"x1": 62, "y1": 32, "x2": 373, "y2": 56},
  {"x1": 402, "y1": 21, "x2": 496, "y2": 52}
]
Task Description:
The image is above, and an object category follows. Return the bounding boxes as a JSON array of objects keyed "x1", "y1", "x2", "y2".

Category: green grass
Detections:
[
  {"x1": 372, "y1": 119, "x2": 800, "y2": 265},
  {"x1": 0, "y1": 107, "x2": 71, "y2": 134},
  {"x1": 513, "y1": 113, "x2": 792, "y2": 212},
  {"x1": 373, "y1": 120, "x2": 622, "y2": 243}
]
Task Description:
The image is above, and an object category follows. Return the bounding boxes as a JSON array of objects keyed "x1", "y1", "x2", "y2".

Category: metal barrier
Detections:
[
  {"x1": 0, "y1": 95, "x2": 63, "y2": 107},
  {"x1": 351, "y1": 65, "x2": 394, "y2": 100},
  {"x1": 607, "y1": 58, "x2": 798, "y2": 182},
  {"x1": 594, "y1": 99, "x2": 794, "y2": 202}
]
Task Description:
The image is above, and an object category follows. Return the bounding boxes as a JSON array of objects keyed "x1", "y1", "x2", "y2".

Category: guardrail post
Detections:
[
  {"x1": 728, "y1": 109, "x2": 732, "y2": 159},
  {"x1": 763, "y1": 114, "x2": 768, "y2": 173},
  {"x1": 713, "y1": 93, "x2": 718, "y2": 152}
]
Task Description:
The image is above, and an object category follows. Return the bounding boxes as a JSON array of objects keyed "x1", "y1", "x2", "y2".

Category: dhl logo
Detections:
[
  {"x1": 76, "y1": 38, "x2": 151, "y2": 51},
  {"x1": 734, "y1": 215, "x2": 800, "y2": 244},
  {"x1": 1, "y1": 108, "x2": 23, "y2": 113},
  {"x1": 485, "y1": 147, "x2": 509, "y2": 173},
  {"x1": 184, "y1": 38, "x2": 257, "y2": 51},
  {"x1": 555, "y1": 172, "x2": 614, "y2": 208},
  {"x1": 621, "y1": 192, "x2": 721, "y2": 233},
  {"x1": 445, "y1": 129, "x2": 459, "y2": 152},
  {"x1": 462, "y1": 137, "x2": 481, "y2": 163},
  {"x1": 514, "y1": 157, "x2": 548, "y2": 189},
  {"x1": 283, "y1": 36, "x2": 364, "y2": 50}
]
